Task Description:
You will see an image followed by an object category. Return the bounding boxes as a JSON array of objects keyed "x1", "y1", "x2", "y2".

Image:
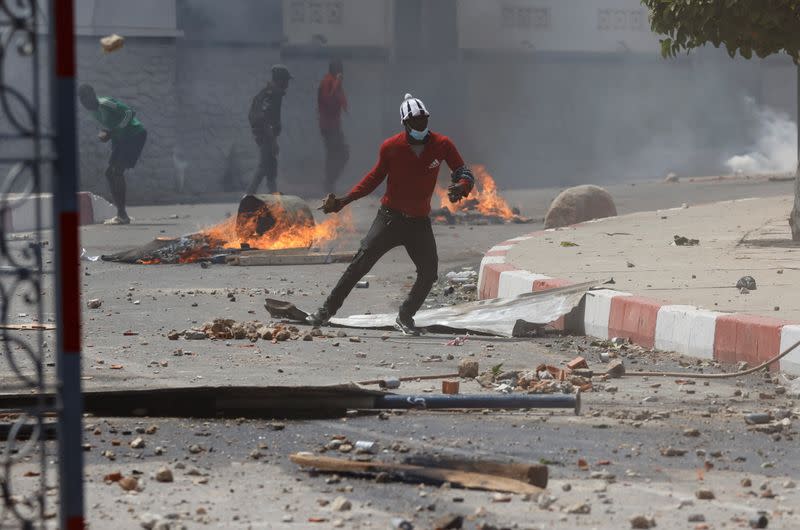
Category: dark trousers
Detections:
[
  {"x1": 321, "y1": 127, "x2": 349, "y2": 193},
  {"x1": 106, "y1": 130, "x2": 147, "y2": 217},
  {"x1": 247, "y1": 139, "x2": 278, "y2": 194},
  {"x1": 323, "y1": 206, "x2": 438, "y2": 318}
]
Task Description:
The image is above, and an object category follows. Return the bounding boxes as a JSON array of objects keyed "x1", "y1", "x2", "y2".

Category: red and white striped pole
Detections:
[{"x1": 51, "y1": 0, "x2": 85, "y2": 528}]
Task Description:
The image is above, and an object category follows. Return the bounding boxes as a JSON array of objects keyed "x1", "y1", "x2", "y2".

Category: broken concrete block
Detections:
[
  {"x1": 330, "y1": 496, "x2": 351, "y2": 512},
  {"x1": 567, "y1": 356, "x2": 588, "y2": 370},
  {"x1": 606, "y1": 359, "x2": 625, "y2": 378},
  {"x1": 100, "y1": 34, "x2": 124, "y2": 53},
  {"x1": 458, "y1": 359, "x2": 479, "y2": 378},
  {"x1": 155, "y1": 466, "x2": 173, "y2": 483}
]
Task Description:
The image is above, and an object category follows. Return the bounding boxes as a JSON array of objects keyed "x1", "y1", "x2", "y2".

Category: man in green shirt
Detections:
[{"x1": 79, "y1": 84, "x2": 148, "y2": 225}]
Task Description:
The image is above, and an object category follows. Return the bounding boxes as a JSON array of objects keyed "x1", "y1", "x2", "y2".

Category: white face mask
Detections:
[{"x1": 408, "y1": 127, "x2": 429, "y2": 141}]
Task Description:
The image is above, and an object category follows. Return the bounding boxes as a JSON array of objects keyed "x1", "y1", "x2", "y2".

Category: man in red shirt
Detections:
[
  {"x1": 307, "y1": 94, "x2": 474, "y2": 334},
  {"x1": 318, "y1": 59, "x2": 350, "y2": 192}
]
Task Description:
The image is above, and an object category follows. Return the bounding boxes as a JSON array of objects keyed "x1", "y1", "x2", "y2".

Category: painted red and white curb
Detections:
[
  {"x1": 479, "y1": 230, "x2": 800, "y2": 375},
  {"x1": 1, "y1": 192, "x2": 116, "y2": 233}
]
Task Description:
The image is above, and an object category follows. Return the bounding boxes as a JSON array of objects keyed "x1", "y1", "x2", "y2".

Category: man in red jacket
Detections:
[
  {"x1": 307, "y1": 94, "x2": 474, "y2": 334},
  {"x1": 318, "y1": 59, "x2": 350, "y2": 192}
]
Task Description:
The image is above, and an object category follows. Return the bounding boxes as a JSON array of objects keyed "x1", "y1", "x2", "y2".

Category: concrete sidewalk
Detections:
[{"x1": 479, "y1": 195, "x2": 800, "y2": 374}]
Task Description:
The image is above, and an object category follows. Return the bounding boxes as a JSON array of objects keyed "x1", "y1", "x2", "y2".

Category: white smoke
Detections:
[{"x1": 725, "y1": 97, "x2": 797, "y2": 175}]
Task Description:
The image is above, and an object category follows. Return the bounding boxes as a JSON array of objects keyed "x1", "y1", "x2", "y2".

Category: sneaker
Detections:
[
  {"x1": 104, "y1": 215, "x2": 131, "y2": 225},
  {"x1": 395, "y1": 314, "x2": 420, "y2": 336},
  {"x1": 306, "y1": 308, "x2": 331, "y2": 326}
]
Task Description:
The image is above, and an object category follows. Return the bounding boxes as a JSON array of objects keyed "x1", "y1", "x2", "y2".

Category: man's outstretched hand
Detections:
[
  {"x1": 447, "y1": 182, "x2": 469, "y2": 203},
  {"x1": 319, "y1": 193, "x2": 351, "y2": 214}
]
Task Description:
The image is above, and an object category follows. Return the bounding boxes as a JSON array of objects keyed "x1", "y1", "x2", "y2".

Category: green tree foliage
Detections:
[{"x1": 641, "y1": 0, "x2": 800, "y2": 62}]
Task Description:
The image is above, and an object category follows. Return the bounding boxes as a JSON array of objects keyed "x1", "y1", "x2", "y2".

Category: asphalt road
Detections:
[{"x1": 4, "y1": 176, "x2": 800, "y2": 529}]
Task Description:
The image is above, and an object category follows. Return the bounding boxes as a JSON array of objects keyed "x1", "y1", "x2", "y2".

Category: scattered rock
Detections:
[
  {"x1": 87, "y1": 298, "x2": 103, "y2": 309},
  {"x1": 695, "y1": 489, "x2": 715, "y2": 500},
  {"x1": 139, "y1": 513, "x2": 162, "y2": 530},
  {"x1": 391, "y1": 518, "x2": 414, "y2": 530},
  {"x1": 737, "y1": 361, "x2": 749, "y2": 371},
  {"x1": 537, "y1": 494, "x2": 557, "y2": 509},
  {"x1": 331, "y1": 496, "x2": 352, "y2": 512},
  {"x1": 664, "y1": 172, "x2": 680, "y2": 183},
  {"x1": 683, "y1": 428, "x2": 701, "y2": 437},
  {"x1": 606, "y1": 359, "x2": 625, "y2": 378},
  {"x1": 566, "y1": 502, "x2": 591, "y2": 514},
  {"x1": 661, "y1": 447, "x2": 688, "y2": 457},
  {"x1": 118, "y1": 476, "x2": 138, "y2": 491},
  {"x1": 155, "y1": 467, "x2": 173, "y2": 483},
  {"x1": 130, "y1": 437, "x2": 145, "y2": 449},
  {"x1": 458, "y1": 359, "x2": 480, "y2": 378},
  {"x1": 433, "y1": 513, "x2": 464, "y2": 529},
  {"x1": 688, "y1": 514, "x2": 705, "y2": 522},
  {"x1": 744, "y1": 413, "x2": 771, "y2": 425},
  {"x1": 544, "y1": 185, "x2": 617, "y2": 229},
  {"x1": 736, "y1": 275, "x2": 757, "y2": 291},
  {"x1": 184, "y1": 330, "x2": 207, "y2": 340},
  {"x1": 741, "y1": 478, "x2": 752, "y2": 488},
  {"x1": 630, "y1": 515, "x2": 656, "y2": 529},
  {"x1": 749, "y1": 513, "x2": 769, "y2": 528},
  {"x1": 674, "y1": 235, "x2": 699, "y2": 246}
]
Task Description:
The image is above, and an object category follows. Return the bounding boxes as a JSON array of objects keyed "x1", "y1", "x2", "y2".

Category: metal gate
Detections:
[{"x1": 1, "y1": 1, "x2": 84, "y2": 528}]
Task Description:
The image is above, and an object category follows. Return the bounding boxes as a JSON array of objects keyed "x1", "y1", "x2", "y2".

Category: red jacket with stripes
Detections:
[{"x1": 347, "y1": 132, "x2": 468, "y2": 218}]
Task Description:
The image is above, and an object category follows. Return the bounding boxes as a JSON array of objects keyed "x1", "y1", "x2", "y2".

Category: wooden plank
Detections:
[
  {"x1": 289, "y1": 452, "x2": 544, "y2": 495},
  {"x1": 0, "y1": 323, "x2": 56, "y2": 331},
  {"x1": 403, "y1": 454, "x2": 547, "y2": 488},
  {"x1": 230, "y1": 251, "x2": 355, "y2": 266}
]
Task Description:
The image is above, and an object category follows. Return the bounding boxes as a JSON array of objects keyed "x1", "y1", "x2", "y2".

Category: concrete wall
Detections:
[
  {"x1": 5, "y1": 0, "x2": 795, "y2": 204},
  {"x1": 283, "y1": 0, "x2": 393, "y2": 48},
  {"x1": 78, "y1": 41, "x2": 795, "y2": 201},
  {"x1": 458, "y1": 0, "x2": 658, "y2": 54},
  {"x1": 174, "y1": 45, "x2": 390, "y2": 197},
  {"x1": 76, "y1": 0, "x2": 179, "y2": 36}
]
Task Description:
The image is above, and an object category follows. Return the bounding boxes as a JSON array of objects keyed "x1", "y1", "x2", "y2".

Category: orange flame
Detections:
[
  {"x1": 200, "y1": 201, "x2": 353, "y2": 252},
  {"x1": 435, "y1": 165, "x2": 515, "y2": 219}
]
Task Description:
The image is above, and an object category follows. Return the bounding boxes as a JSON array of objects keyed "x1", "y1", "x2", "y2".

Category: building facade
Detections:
[{"x1": 69, "y1": 0, "x2": 797, "y2": 203}]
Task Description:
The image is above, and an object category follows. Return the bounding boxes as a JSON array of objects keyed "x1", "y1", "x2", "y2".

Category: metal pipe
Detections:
[
  {"x1": 51, "y1": 1, "x2": 85, "y2": 528},
  {"x1": 373, "y1": 390, "x2": 581, "y2": 415}
]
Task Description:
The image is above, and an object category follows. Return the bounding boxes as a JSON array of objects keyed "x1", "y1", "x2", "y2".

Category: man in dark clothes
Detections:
[
  {"x1": 307, "y1": 94, "x2": 474, "y2": 335},
  {"x1": 78, "y1": 84, "x2": 147, "y2": 225},
  {"x1": 247, "y1": 64, "x2": 292, "y2": 194},
  {"x1": 318, "y1": 59, "x2": 349, "y2": 193}
]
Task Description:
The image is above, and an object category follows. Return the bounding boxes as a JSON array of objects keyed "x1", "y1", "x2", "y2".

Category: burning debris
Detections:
[
  {"x1": 432, "y1": 165, "x2": 532, "y2": 225},
  {"x1": 206, "y1": 194, "x2": 351, "y2": 251},
  {"x1": 102, "y1": 194, "x2": 353, "y2": 264}
]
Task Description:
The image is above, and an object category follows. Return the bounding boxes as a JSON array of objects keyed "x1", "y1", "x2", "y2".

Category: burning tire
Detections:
[{"x1": 235, "y1": 194, "x2": 315, "y2": 247}]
